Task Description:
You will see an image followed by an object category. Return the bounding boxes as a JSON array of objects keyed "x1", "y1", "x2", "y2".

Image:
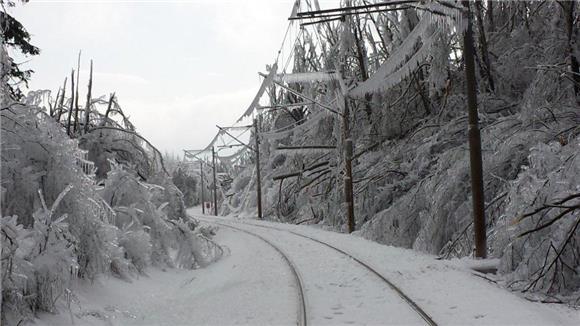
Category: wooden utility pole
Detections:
[
  {"x1": 200, "y1": 160, "x2": 205, "y2": 215},
  {"x1": 283, "y1": 7, "x2": 357, "y2": 233},
  {"x1": 463, "y1": 1, "x2": 486, "y2": 258},
  {"x1": 342, "y1": 96, "x2": 355, "y2": 233},
  {"x1": 211, "y1": 146, "x2": 218, "y2": 216},
  {"x1": 340, "y1": 15, "x2": 355, "y2": 233},
  {"x1": 254, "y1": 118, "x2": 263, "y2": 219},
  {"x1": 216, "y1": 124, "x2": 264, "y2": 219}
]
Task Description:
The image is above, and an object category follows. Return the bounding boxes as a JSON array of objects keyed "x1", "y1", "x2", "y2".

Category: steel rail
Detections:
[
  {"x1": 198, "y1": 216, "x2": 437, "y2": 326},
  {"x1": 199, "y1": 218, "x2": 308, "y2": 326}
]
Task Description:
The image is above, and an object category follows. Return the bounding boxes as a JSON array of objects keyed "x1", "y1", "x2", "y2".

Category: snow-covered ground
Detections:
[
  {"x1": 39, "y1": 208, "x2": 579, "y2": 325},
  {"x1": 39, "y1": 224, "x2": 297, "y2": 325}
]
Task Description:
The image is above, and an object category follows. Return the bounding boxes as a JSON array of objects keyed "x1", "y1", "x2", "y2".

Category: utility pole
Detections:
[
  {"x1": 254, "y1": 118, "x2": 263, "y2": 219},
  {"x1": 340, "y1": 14, "x2": 355, "y2": 233},
  {"x1": 462, "y1": 1, "x2": 486, "y2": 258},
  {"x1": 211, "y1": 146, "x2": 218, "y2": 216},
  {"x1": 216, "y1": 124, "x2": 264, "y2": 219},
  {"x1": 283, "y1": 7, "x2": 356, "y2": 233},
  {"x1": 200, "y1": 160, "x2": 205, "y2": 215}
]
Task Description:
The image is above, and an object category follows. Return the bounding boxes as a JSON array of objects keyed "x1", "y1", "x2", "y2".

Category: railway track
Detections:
[
  {"x1": 206, "y1": 220, "x2": 308, "y2": 326},
  {"x1": 197, "y1": 215, "x2": 438, "y2": 326}
]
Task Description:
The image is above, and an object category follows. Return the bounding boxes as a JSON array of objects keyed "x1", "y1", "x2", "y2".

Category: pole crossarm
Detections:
[
  {"x1": 216, "y1": 125, "x2": 256, "y2": 153},
  {"x1": 289, "y1": 0, "x2": 417, "y2": 20},
  {"x1": 183, "y1": 150, "x2": 217, "y2": 169},
  {"x1": 183, "y1": 149, "x2": 210, "y2": 160},
  {"x1": 217, "y1": 144, "x2": 245, "y2": 149},
  {"x1": 220, "y1": 125, "x2": 253, "y2": 131},
  {"x1": 276, "y1": 145, "x2": 337, "y2": 150},
  {"x1": 257, "y1": 102, "x2": 315, "y2": 110},
  {"x1": 296, "y1": 5, "x2": 412, "y2": 24}
]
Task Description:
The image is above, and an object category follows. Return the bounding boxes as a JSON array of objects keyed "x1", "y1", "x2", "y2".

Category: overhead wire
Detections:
[{"x1": 195, "y1": 0, "x2": 339, "y2": 172}]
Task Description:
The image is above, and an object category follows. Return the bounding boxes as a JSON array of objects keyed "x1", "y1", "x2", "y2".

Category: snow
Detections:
[
  {"x1": 193, "y1": 210, "x2": 580, "y2": 326},
  {"x1": 37, "y1": 207, "x2": 579, "y2": 325},
  {"x1": 38, "y1": 226, "x2": 297, "y2": 326},
  {"x1": 208, "y1": 218, "x2": 426, "y2": 325}
]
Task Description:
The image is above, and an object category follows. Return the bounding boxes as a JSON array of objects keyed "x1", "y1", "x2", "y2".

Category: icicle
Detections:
[
  {"x1": 236, "y1": 63, "x2": 278, "y2": 122},
  {"x1": 289, "y1": 0, "x2": 301, "y2": 19},
  {"x1": 349, "y1": 15, "x2": 433, "y2": 97},
  {"x1": 274, "y1": 71, "x2": 340, "y2": 84},
  {"x1": 275, "y1": 147, "x2": 336, "y2": 156},
  {"x1": 349, "y1": 1, "x2": 464, "y2": 97},
  {"x1": 260, "y1": 109, "x2": 329, "y2": 140},
  {"x1": 350, "y1": 28, "x2": 439, "y2": 97}
]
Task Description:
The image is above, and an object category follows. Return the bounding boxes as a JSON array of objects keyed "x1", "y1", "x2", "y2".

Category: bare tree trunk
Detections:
[
  {"x1": 486, "y1": 0, "x2": 494, "y2": 33},
  {"x1": 101, "y1": 92, "x2": 115, "y2": 127},
  {"x1": 50, "y1": 88, "x2": 60, "y2": 117},
  {"x1": 352, "y1": 15, "x2": 374, "y2": 119},
  {"x1": 414, "y1": 67, "x2": 431, "y2": 115},
  {"x1": 562, "y1": 1, "x2": 579, "y2": 104},
  {"x1": 475, "y1": 0, "x2": 495, "y2": 92},
  {"x1": 73, "y1": 51, "x2": 81, "y2": 134},
  {"x1": 353, "y1": 16, "x2": 368, "y2": 81},
  {"x1": 84, "y1": 60, "x2": 93, "y2": 133},
  {"x1": 66, "y1": 70, "x2": 74, "y2": 136},
  {"x1": 56, "y1": 77, "x2": 67, "y2": 122}
]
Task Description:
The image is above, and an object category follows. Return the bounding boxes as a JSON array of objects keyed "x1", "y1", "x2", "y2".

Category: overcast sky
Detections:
[{"x1": 9, "y1": 0, "x2": 334, "y2": 156}]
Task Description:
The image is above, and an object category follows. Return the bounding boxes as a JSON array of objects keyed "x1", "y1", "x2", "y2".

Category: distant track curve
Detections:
[
  {"x1": 197, "y1": 215, "x2": 437, "y2": 326},
  {"x1": 202, "y1": 220, "x2": 308, "y2": 326}
]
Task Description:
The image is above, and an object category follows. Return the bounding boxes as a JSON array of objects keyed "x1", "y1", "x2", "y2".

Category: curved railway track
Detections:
[
  {"x1": 198, "y1": 215, "x2": 438, "y2": 326},
  {"x1": 208, "y1": 220, "x2": 308, "y2": 326}
]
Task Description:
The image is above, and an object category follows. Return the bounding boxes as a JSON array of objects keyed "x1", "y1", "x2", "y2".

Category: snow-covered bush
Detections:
[
  {"x1": 119, "y1": 229, "x2": 152, "y2": 273},
  {"x1": 495, "y1": 139, "x2": 580, "y2": 299},
  {"x1": 2, "y1": 48, "x2": 221, "y2": 326},
  {"x1": 1, "y1": 102, "x2": 122, "y2": 322}
]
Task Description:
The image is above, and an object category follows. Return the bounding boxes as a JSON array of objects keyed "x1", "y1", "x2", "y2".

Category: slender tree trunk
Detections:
[
  {"x1": 66, "y1": 70, "x2": 74, "y2": 136},
  {"x1": 74, "y1": 51, "x2": 81, "y2": 134},
  {"x1": 56, "y1": 77, "x2": 67, "y2": 122},
  {"x1": 353, "y1": 17, "x2": 368, "y2": 81},
  {"x1": 50, "y1": 88, "x2": 60, "y2": 117},
  {"x1": 84, "y1": 60, "x2": 93, "y2": 133},
  {"x1": 352, "y1": 16, "x2": 374, "y2": 119},
  {"x1": 475, "y1": 0, "x2": 495, "y2": 92},
  {"x1": 563, "y1": 1, "x2": 579, "y2": 104},
  {"x1": 414, "y1": 67, "x2": 431, "y2": 115},
  {"x1": 486, "y1": 0, "x2": 494, "y2": 33},
  {"x1": 101, "y1": 92, "x2": 115, "y2": 127}
]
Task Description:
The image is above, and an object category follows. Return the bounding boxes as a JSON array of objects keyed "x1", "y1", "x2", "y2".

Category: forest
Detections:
[
  {"x1": 1, "y1": 1, "x2": 222, "y2": 324},
  {"x1": 2, "y1": 0, "x2": 580, "y2": 324},
  {"x1": 194, "y1": 0, "x2": 580, "y2": 305}
]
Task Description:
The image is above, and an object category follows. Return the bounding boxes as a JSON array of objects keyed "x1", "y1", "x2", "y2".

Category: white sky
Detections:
[{"x1": 9, "y1": 0, "x2": 338, "y2": 156}]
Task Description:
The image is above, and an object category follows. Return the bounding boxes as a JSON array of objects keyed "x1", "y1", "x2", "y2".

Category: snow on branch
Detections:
[
  {"x1": 274, "y1": 71, "x2": 340, "y2": 84},
  {"x1": 350, "y1": 1, "x2": 463, "y2": 97},
  {"x1": 236, "y1": 63, "x2": 278, "y2": 122},
  {"x1": 260, "y1": 109, "x2": 330, "y2": 140}
]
